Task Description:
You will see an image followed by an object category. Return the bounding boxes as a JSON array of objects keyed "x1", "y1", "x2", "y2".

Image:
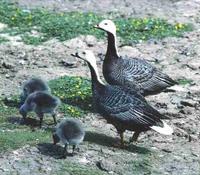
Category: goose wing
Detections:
[
  {"x1": 120, "y1": 57, "x2": 176, "y2": 95},
  {"x1": 98, "y1": 86, "x2": 164, "y2": 126}
]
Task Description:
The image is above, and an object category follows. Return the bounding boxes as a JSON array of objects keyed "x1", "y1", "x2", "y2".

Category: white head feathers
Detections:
[{"x1": 96, "y1": 19, "x2": 116, "y2": 35}]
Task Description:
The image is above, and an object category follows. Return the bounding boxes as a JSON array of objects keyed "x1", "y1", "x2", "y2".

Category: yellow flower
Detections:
[{"x1": 175, "y1": 23, "x2": 184, "y2": 30}]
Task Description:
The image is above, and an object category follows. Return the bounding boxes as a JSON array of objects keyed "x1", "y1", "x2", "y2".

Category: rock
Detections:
[
  {"x1": 0, "y1": 23, "x2": 7, "y2": 31},
  {"x1": 96, "y1": 159, "x2": 116, "y2": 172},
  {"x1": 120, "y1": 46, "x2": 141, "y2": 58},
  {"x1": 59, "y1": 59, "x2": 79, "y2": 68},
  {"x1": 83, "y1": 35, "x2": 97, "y2": 47},
  {"x1": 64, "y1": 37, "x2": 87, "y2": 49},
  {"x1": 180, "y1": 99, "x2": 197, "y2": 108},
  {"x1": 2, "y1": 62, "x2": 14, "y2": 69},
  {"x1": 168, "y1": 85, "x2": 187, "y2": 92}
]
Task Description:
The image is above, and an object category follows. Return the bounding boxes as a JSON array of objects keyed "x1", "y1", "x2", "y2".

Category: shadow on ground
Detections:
[
  {"x1": 85, "y1": 131, "x2": 151, "y2": 154},
  {"x1": 37, "y1": 143, "x2": 66, "y2": 159}
]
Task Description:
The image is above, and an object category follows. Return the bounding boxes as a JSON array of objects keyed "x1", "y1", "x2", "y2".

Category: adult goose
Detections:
[
  {"x1": 72, "y1": 50, "x2": 173, "y2": 147},
  {"x1": 94, "y1": 20, "x2": 177, "y2": 96}
]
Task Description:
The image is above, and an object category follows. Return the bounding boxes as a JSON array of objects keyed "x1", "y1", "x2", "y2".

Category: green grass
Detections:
[
  {"x1": 49, "y1": 76, "x2": 92, "y2": 117},
  {"x1": 56, "y1": 162, "x2": 106, "y2": 175},
  {"x1": 0, "y1": 1, "x2": 192, "y2": 45},
  {"x1": 0, "y1": 36, "x2": 9, "y2": 44},
  {"x1": 0, "y1": 130, "x2": 50, "y2": 152},
  {"x1": 0, "y1": 75, "x2": 92, "y2": 152},
  {"x1": 177, "y1": 78, "x2": 193, "y2": 85},
  {"x1": 129, "y1": 152, "x2": 160, "y2": 174}
]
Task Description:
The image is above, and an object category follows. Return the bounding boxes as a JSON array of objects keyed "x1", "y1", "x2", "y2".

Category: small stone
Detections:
[
  {"x1": 2, "y1": 62, "x2": 14, "y2": 69},
  {"x1": 96, "y1": 159, "x2": 115, "y2": 172},
  {"x1": 180, "y1": 99, "x2": 197, "y2": 107},
  {"x1": 59, "y1": 59, "x2": 78, "y2": 68},
  {"x1": 162, "y1": 148, "x2": 172, "y2": 153}
]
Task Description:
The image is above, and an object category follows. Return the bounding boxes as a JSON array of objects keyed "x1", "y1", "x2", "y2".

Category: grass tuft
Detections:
[
  {"x1": 177, "y1": 78, "x2": 193, "y2": 85},
  {"x1": 49, "y1": 76, "x2": 92, "y2": 117}
]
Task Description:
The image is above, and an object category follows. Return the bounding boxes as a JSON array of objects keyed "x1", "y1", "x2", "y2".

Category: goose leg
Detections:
[
  {"x1": 129, "y1": 131, "x2": 140, "y2": 143},
  {"x1": 38, "y1": 113, "x2": 44, "y2": 128},
  {"x1": 119, "y1": 132, "x2": 125, "y2": 147},
  {"x1": 72, "y1": 145, "x2": 76, "y2": 154},
  {"x1": 52, "y1": 113, "x2": 57, "y2": 125}
]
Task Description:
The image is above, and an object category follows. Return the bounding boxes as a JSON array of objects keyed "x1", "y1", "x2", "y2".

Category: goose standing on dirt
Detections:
[
  {"x1": 94, "y1": 20, "x2": 176, "y2": 96},
  {"x1": 20, "y1": 78, "x2": 50, "y2": 104},
  {"x1": 72, "y1": 50, "x2": 173, "y2": 147},
  {"x1": 52, "y1": 118, "x2": 85, "y2": 157},
  {"x1": 19, "y1": 91, "x2": 60, "y2": 128}
]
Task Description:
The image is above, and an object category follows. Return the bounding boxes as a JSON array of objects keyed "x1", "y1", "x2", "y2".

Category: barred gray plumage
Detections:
[
  {"x1": 95, "y1": 20, "x2": 177, "y2": 96},
  {"x1": 72, "y1": 50, "x2": 173, "y2": 147},
  {"x1": 19, "y1": 91, "x2": 60, "y2": 127}
]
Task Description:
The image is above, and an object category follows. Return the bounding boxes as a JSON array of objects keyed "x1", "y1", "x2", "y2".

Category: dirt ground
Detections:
[{"x1": 0, "y1": 0, "x2": 200, "y2": 174}]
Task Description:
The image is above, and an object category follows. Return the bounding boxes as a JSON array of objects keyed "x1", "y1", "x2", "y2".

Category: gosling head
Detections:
[
  {"x1": 71, "y1": 50, "x2": 96, "y2": 65},
  {"x1": 95, "y1": 19, "x2": 116, "y2": 34}
]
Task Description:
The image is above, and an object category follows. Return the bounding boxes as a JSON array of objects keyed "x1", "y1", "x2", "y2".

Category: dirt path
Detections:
[{"x1": 0, "y1": 0, "x2": 200, "y2": 174}]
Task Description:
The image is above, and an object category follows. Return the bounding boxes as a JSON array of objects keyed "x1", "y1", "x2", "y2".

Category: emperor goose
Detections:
[
  {"x1": 72, "y1": 50, "x2": 173, "y2": 147},
  {"x1": 95, "y1": 19, "x2": 176, "y2": 96}
]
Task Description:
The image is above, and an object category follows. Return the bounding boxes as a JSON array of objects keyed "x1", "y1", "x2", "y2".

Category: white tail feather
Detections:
[{"x1": 150, "y1": 121, "x2": 173, "y2": 135}]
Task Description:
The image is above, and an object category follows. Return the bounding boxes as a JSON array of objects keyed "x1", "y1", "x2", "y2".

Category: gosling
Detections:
[
  {"x1": 19, "y1": 91, "x2": 60, "y2": 127},
  {"x1": 52, "y1": 118, "x2": 85, "y2": 157},
  {"x1": 20, "y1": 77, "x2": 50, "y2": 104}
]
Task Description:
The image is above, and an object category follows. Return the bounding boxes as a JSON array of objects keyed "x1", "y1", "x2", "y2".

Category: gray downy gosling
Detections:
[
  {"x1": 52, "y1": 118, "x2": 85, "y2": 157},
  {"x1": 19, "y1": 91, "x2": 60, "y2": 127},
  {"x1": 20, "y1": 77, "x2": 50, "y2": 104}
]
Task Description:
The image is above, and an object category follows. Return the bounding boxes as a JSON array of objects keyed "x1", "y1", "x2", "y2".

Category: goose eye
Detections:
[
  {"x1": 104, "y1": 23, "x2": 108, "y2": 25},
  {"x1": 82, "y1": 51, "x2": 86, "y2": 55}
]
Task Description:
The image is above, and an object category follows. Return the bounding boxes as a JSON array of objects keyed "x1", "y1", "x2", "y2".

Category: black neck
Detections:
[{"x1": 106, "y1": 32, "x2": 118, "y2": 57}]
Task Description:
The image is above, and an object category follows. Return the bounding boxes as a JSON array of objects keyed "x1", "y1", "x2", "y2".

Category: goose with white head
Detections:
[
  {"x1": 72, "y1": 50, "x2": 173, "y2": 147},
  {"x1": 95, "y1": 19, "x2": 177, "y2": 96}
]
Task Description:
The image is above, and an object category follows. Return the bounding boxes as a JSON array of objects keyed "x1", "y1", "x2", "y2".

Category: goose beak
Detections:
[
  {"x1": 71, "y1": 53, "x2": 77, "y2": 57},
  {"x1": 94, "y1": 24, "x2": 99, "y2": 28},
  {"x1": 71, "y1": 52, "x2": 82, "y2": 60}
]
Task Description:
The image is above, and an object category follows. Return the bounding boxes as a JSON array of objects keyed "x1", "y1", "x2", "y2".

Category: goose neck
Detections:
[
  {"x1": 87, "y1": 62, "x2": 104, "y2": 89},
  {"x1": 106, "y1": 32, "x2": 119, "y2": 57}
]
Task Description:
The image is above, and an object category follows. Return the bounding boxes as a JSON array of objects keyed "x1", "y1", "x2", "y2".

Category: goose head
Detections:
[
  {"x1": 71, "y1": 50, "x2": 105, "y2": 85},
  {"x1": 95, "y1": 19, "x2": 116, "y2": 34},
  {"x1": 71, "y1": 50, "x2": 96, "y2": 66}
]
